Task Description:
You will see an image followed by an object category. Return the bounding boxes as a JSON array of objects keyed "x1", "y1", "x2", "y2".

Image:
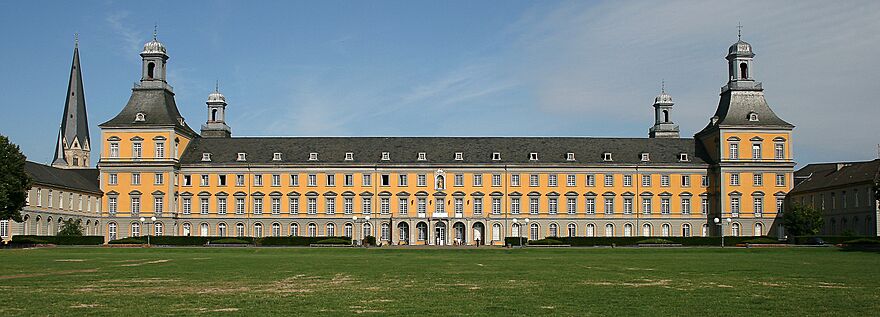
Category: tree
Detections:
[
  {"x1": 783, "y1": 204, "x2": 824, "y2": 236},
  {"x1": 0, "y1": 135, "x2": 31, "y2": 222},
  {"x1": 58, "y1": 219, "x2": 83, "y2": 236}
]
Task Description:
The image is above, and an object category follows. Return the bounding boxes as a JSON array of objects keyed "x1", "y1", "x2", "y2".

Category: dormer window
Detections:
[
  {"x1": 603, "y1": 152, "x2": 613, "y2": 162},
  {"x1": 344, "y1": 152, "x2": 353, "y2": 161},
  {"x1": 272, "y1": 153, "x2": 282, "y2": 161},
  {"x1": 492, "y1": 152, "x2": 501, "y2": 161},
  {"x1": 748, "y1": 112, "x2": 759, "y2": 122},
  {"x1": 381, "y1": 152, "x2": 390, "y2": 161},
  {"x1": 417, "y1": 152, "x2": 426, "y2": 161},
  {"x1": 679, "y1": 153, "x2": 689, "y2": 162},
  {"x1": 529, "y1": 153, "x2": 539, "y2": 161},
  {"x1": 202, "y1": 153, "x2": 212, "y2": 162},
  {"x1": 236, "y1": 153, "x2": 246, "y2": 161},
  {"x1": 641, "y1": 153, "x2": 650, "y2": 162},
  {"x1": 309, "y1": 153, "x2": 318, "y2": 161},
  {"x1": 134, "y1": 112, "x2": 146, "y2": 122},
  {"x1": 454, "y1": 152, "x2": 463, "y2": 161},
  {"x1": 566, "y1": 153, "x2": 575, "y2": 161}
]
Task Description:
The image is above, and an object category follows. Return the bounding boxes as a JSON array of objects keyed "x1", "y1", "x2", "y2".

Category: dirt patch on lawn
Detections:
[
  {"x1": 584, "y1": 279, "x2": 672, "y2": 287},
  {"x1": 264, "y1": 273, "x2": 356, "y2": 294},
  {"x1": 70, "y1": 303, "x2": 102, "y2": 308},
  {"x1": 119, "y1": 259, "x2": 170, "y2": 267}
]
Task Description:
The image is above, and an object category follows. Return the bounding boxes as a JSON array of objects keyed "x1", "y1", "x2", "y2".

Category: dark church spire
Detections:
[{"x1": 52, "y1": 37, "x2": 91, "y2": 168}]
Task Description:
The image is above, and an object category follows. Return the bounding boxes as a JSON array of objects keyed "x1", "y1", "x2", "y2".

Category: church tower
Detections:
[
  {"x1": 695, "y1": 30, "x2": 795, "y2": 239},
  {"x1": 200, "y1": 83, "x2": 232, "y2": 138},
  {"x1": 648, "y1": 82, "x2": 680, "y2": 138},
  {"x1": 52, "y1": 36, "x2": 91, "y2": 169}
]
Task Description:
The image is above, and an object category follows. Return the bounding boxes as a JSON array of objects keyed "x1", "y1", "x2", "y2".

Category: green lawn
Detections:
[{"x1": 1, "y1": 247, "x2": 878, "y2": 316}]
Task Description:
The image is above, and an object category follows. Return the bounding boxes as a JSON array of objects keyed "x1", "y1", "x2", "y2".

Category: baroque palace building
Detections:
[{"x1": 4, "y1": 32, "x2": 797, "y2": 245}]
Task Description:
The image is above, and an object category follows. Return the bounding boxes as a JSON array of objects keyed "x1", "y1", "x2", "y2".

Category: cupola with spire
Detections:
[
  {"x1": 139, "y1": 25, "x2": 169, "y2": 88},
  {"x1": 200, "y1": 82, "x2": 232, "y2": 138},
  {"x1": 648, "y1": 81, "x2": 680, "y2": 138}
]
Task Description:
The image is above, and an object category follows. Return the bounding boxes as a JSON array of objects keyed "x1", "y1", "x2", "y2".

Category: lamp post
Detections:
[
  {"x1": 139, "y1": 216, "x2": 156, "y2": 246},
  {"x1": 714, "y1": 217, "x2": 731, "y2": 248},
  {"x1": 512, "y1": 218, "x2": 519, "y2": 247},
  {"x1": 524, "y1": 218, "x2": 530, "y2": 247}
]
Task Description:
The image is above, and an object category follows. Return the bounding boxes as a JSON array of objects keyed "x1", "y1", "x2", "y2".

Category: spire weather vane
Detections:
[{"x1": 737, "y1": 22, "x2": 743, "y2": 40}]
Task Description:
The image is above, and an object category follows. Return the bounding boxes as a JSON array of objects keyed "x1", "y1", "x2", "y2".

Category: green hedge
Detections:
[
  {"x1": 315, "y1": 238, "x2": 351, "y2": 245},
  {"x1": 547, "y1": 236, "x2": 770, "y2": 247},
  {"x1": 636, "y1": 238, "x2": 675, "y2": 244},
  {"x1": 741, "y1": 237, "x2": 782, "y2": 244},
  {"x1": 841, "y1": 238, "x2": 880, "y2": 245},
  {"x1": 362, "y1": 235, "x2": 376, "y2": 246},
  {"x1": 791, "y1": 236, "x2": 874, "y2": 245},
  {"x1": 209, "y1": 238, "x2": 252, "y2": 244},
  {"x1": 108, "y1": 237, "x2": 146, "y2": 244},
  {"x1": 10, "y1": 235, "x2": 104, "y2": 245},
  {"x1": 504, "y1": 237, "x2": 528, "y2": 246},
  {"x1": 528, "y1": 238, "x2": 564, "y2": 246}
]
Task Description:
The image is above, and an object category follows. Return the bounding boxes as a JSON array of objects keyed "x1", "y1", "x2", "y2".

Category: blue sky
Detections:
[{"x1": 1, "y1": 0, "x2": 878, "y2": 166}]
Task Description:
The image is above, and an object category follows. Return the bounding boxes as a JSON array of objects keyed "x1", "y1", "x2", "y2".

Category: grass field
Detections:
[{"x1": 1, "y1": 247, "x2": 878, "y2": 316}]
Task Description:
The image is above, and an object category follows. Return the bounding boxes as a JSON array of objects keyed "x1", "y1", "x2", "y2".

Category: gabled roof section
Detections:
[
  {"x1": 790, "y1": 159, "x2": 880, "y2": 194},
  {"x1": 24, "y1": 161, "x2": 101, "y2": 194},
  {"x1": 100, "y1": 86, "x2": 197, "y2": 137},
  {"x1": 181, "y1": 137, "x2": 710, "y2": 166}
]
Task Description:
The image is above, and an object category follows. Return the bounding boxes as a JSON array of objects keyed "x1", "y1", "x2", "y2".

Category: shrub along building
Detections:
[
  {"x1": 7, "y1": 32, "x2": 797, "y2": 245},
  {"x1": 788, "y1": 159, "x2": 880, "y2": 236}
]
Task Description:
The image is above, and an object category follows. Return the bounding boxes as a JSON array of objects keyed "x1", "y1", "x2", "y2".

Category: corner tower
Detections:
[
  {"x1": 200, "y1": 84, "x2": 232, "y2": 138},
  {"x1": 695, "y1": 31, "x2": 795, "y2": 239},
  {"x1": 53, "y1": 37, "x2": 91, "y2": 169},
  {"x1": 648, "y1": 82, "x2": 680, "y2": 138}
]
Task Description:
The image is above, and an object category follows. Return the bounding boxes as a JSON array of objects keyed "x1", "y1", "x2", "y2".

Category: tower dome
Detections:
[
  {"x1": 654, "y1": 90, "x2": 673, "y2": 104},
  {"x1": 207, "y1": 90, "x2": 226, "y2": 103},
  {"x1": 728, "y1": 39, "x2": 753, "y2": 56},
  {"x1": 142, "y1": 38, "x2": 166, "y2": 55}
]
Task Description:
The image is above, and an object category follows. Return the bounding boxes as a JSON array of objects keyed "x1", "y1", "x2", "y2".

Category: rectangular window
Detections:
[
  {"x1": 604, "y1": 198, "x2": 614, "y2": 214},
  {"x1": 290, "y1": 174, "x2": 299, "y2": 186},
  {"x1": 623, "y1": 175, "x2": 632, "y2": 187},
  {"x1": 289, "y1": 197, "x2": 299, "y2": 214},
  {"x1": 236, "y1": 175, "x2": 245, "y2": 186},
  {"x1": 200, "y1": 175, "x2": 208, "y2": 186},
  {"x1": 272, "y1": 174, "x2": 281, "y2": 186},
  {"x1": 754, "y1": 197, "x2": 763, "y2": 217},
  {"x1": 154, "y1": 197, "x2": 163, "y2": 214},
  {"x1": 753, "y1": 173, "x2": 763, "y2": 186},
  {"x1": 681, "y1": 198, "x2": 691, "y2": 215},
  {"x1": 681, "y1": 175, "x2": 691, "y2": 187},
  {"x1": 529, "y1": 197, "x2": 539, "y2": 215},
  {"x1": 729, "y1": 143, "x2": 739, "y2": 159},
  {"x1": 473, "y1": 198, "x2": 483, "y2": 215},
  {"x1": 344, "y1": 198, "x2": 353, "y2": 215},
  {"x1": 235, "y1": 198, "x2": 245, "y2": 215},
  {"x1": 363, "y1": 174, "x2": 372, "y2": 187},
  {"x1": 399, "y1": 198, "x2": 408, "y2": 215},
  {"x1": 109, "y1": 173, "x2": 118, "y2": 185},
  {"x1": 624, "y1": 198, "x2": 633, "y2": 214},
  {"x1": 455, "y1": 198, "x2": 464, "y2": 215},
  {"x1": 418, "y1": 198, "x2": 427, "y2": 215},
  {"x1": 701, "y1": 197, "x2": 708, "y2": 214},
  {"x1": 776, "y1": 174, "x2": 785, "y2": 186},
  {"x1": 307, "y1": 198, "x2": 317, "y2": 215},
  {"x1": 326, "y1": 198, "x2": 335, "y2": 215},
  {"x1": 752, "y1": 144, "x2": 762, "y2": 159},
  {"x1": 642, "y1": 174, "x2": 651, "y2": 187},
  {"x1": 776, "y1": 197, "x2": 784, "y2": 213},
  {"x1": 548, "y1": 174, "x2": 558, "y2": 187},
  {"x1": 200, "y1": 198, "x2": 209, "y2": 215},
  {"x1": 344, "y1": 174, "x2": 353, "y2": 186},
  {"x1": 326, "y1": 174, "x2": 335, "y2": 187},
  {"x1": 155, "y1": 142, "x2": 165, "y2": 158},
  {"x1": 549, "y1": 198, "x2": 558, "y2": 215},
  {"x1": 473, "y1": 174, "x2": 483, "y2": 187},
  {"x1": 130, "y1": 197, "x2": 141, "y2": 214},
  {"x1": 510, "y1": 198, "x2": 520, "y2": 214},
  {"x1": 435, "y1": 198, "x2": 445, "y2": 213},
  {"x1": 109, "y1": 142, "x2": 119, "y2": 158},
  {"x1": 108, "y1": 197, "x2": 117, "y2": 214},
  {"x1": 730, "y1": 173, "x2": 740, "y2": 186},
  {"x1": 701, "y1": 175, "x2": 709, "y2": 187},
  {"x1": 381, "y1": 174, "x2": 390, "y2": 186},
  {"x1": 218, "y1": 175, "x2": 226, "y2": 186},
  {"x1": 642, "y1": 198, "x2": 652, "y2": 214},
  {"x1": 254, "y1": 174, "x2": 263, "y2": 186},
  {"x1": 491, "y1": 198, "x2": 501, "y2": 215},
  {"x1": 775, "y1": 143, "x2": 785, "y2": 159},
  {"x1": 586, "y1": 174, "x2": 595, "y2": 187},
  {"x1": 585, "y1": 198, "x2": 595, "y2": 215},
  {"x1": 661, "y1": 175, "x2": 670, "y2": 187},
  {"x1": 566, "y1": 174, "x2": 576, "y2": 187},
  {"x1": 132, "y1": 143, "x2": 142, "y2": 158},
  {"x1": 417, "y1": 174, "x2": 426, "y2": 187},
  {"x1": 272, "y1": 197, "x2": 281, "y2": 214},
  {"x1": 529, "y1": 174, "x2": 539, "y2": 187},
  {"x1": 308, "y1": 174, "x2": 317, "y2": 186},
  {"x1": 730, "y1": 197, "x2": 740, "y2": 216},
  {"x1": 454, "y1": 174, "x2": 464, "y2": 187},
  {"x1": 362, "y1": 198, "x2": 372, "y2": 214},
  {"x1": 132, "y1": 173, "x2": 141, "y2": 185},
  {"x1": 511, "y1": 174, "x2": 520, "y2": 187},
  {"x1": 604, "y1": 175, "x2": 614, "y2": 187},
  {"x1": 661, "y1": 198, "x2": 670, "y2": 215},
  {"x1": 567, "y1": 197, "x2": 576, "y2": 214},
  {"x1": 381, "y1": 197, "x2": 390, "y2": 215},
  {"x1": 399, "y1": 174, "x2": 408, "y2": 186},
  {"x1": 217, "y1": 197, "x2": 227, "y2": 215},
  {"x1": 492, "y1": 174, "x2": 502, "y2": 187},
  {"x1": 253, "y1": 198, "x2": 263, "y2": 215}
]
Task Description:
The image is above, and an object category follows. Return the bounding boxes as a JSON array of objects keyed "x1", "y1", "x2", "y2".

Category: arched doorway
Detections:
[
  {"x1": 473, "y1": 222, "x2": 485, "y2": 246},
  {"x1": 397, "y1": 222, "x2": 409, "y2": 245},
  {"x1": 435, "y1": 222, "x2": 447, "y2": 246},
  {"x1": 453, "y1": 222, "x2": 466, "y2": 245},
  {"x1": 416, "y1": 222, "x2": 428, "y2": 245}
]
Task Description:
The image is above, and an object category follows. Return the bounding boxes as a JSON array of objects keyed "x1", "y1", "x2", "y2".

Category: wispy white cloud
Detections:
[{"x1": 105, "y1": 11, "x2": 142, "y2": 58}]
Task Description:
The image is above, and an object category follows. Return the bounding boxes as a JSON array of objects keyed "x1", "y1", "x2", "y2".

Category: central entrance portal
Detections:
[{"x1": 435, "y1": 222, "x2": 447, "y2": 246}]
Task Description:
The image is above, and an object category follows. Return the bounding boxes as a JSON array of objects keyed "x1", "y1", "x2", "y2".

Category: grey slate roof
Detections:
[
  {"x1": 25, "y1": 161, "x2": 101, "y2": 194},
  {"x1": 181, "y1": 137, "x2": 709, "y2": 166},
  {"x1": 698, "y1": 89, "x2": 793, "y2": 135},
  {"x1": 790, "y1": 159, "x2": 880, "y2": 194},
  {"x1": 99, "y1": 87, "x2": 197, "y2": 136},
  {"x1": 53, "y1": 45, "x2": 90, "y2": 165}
]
